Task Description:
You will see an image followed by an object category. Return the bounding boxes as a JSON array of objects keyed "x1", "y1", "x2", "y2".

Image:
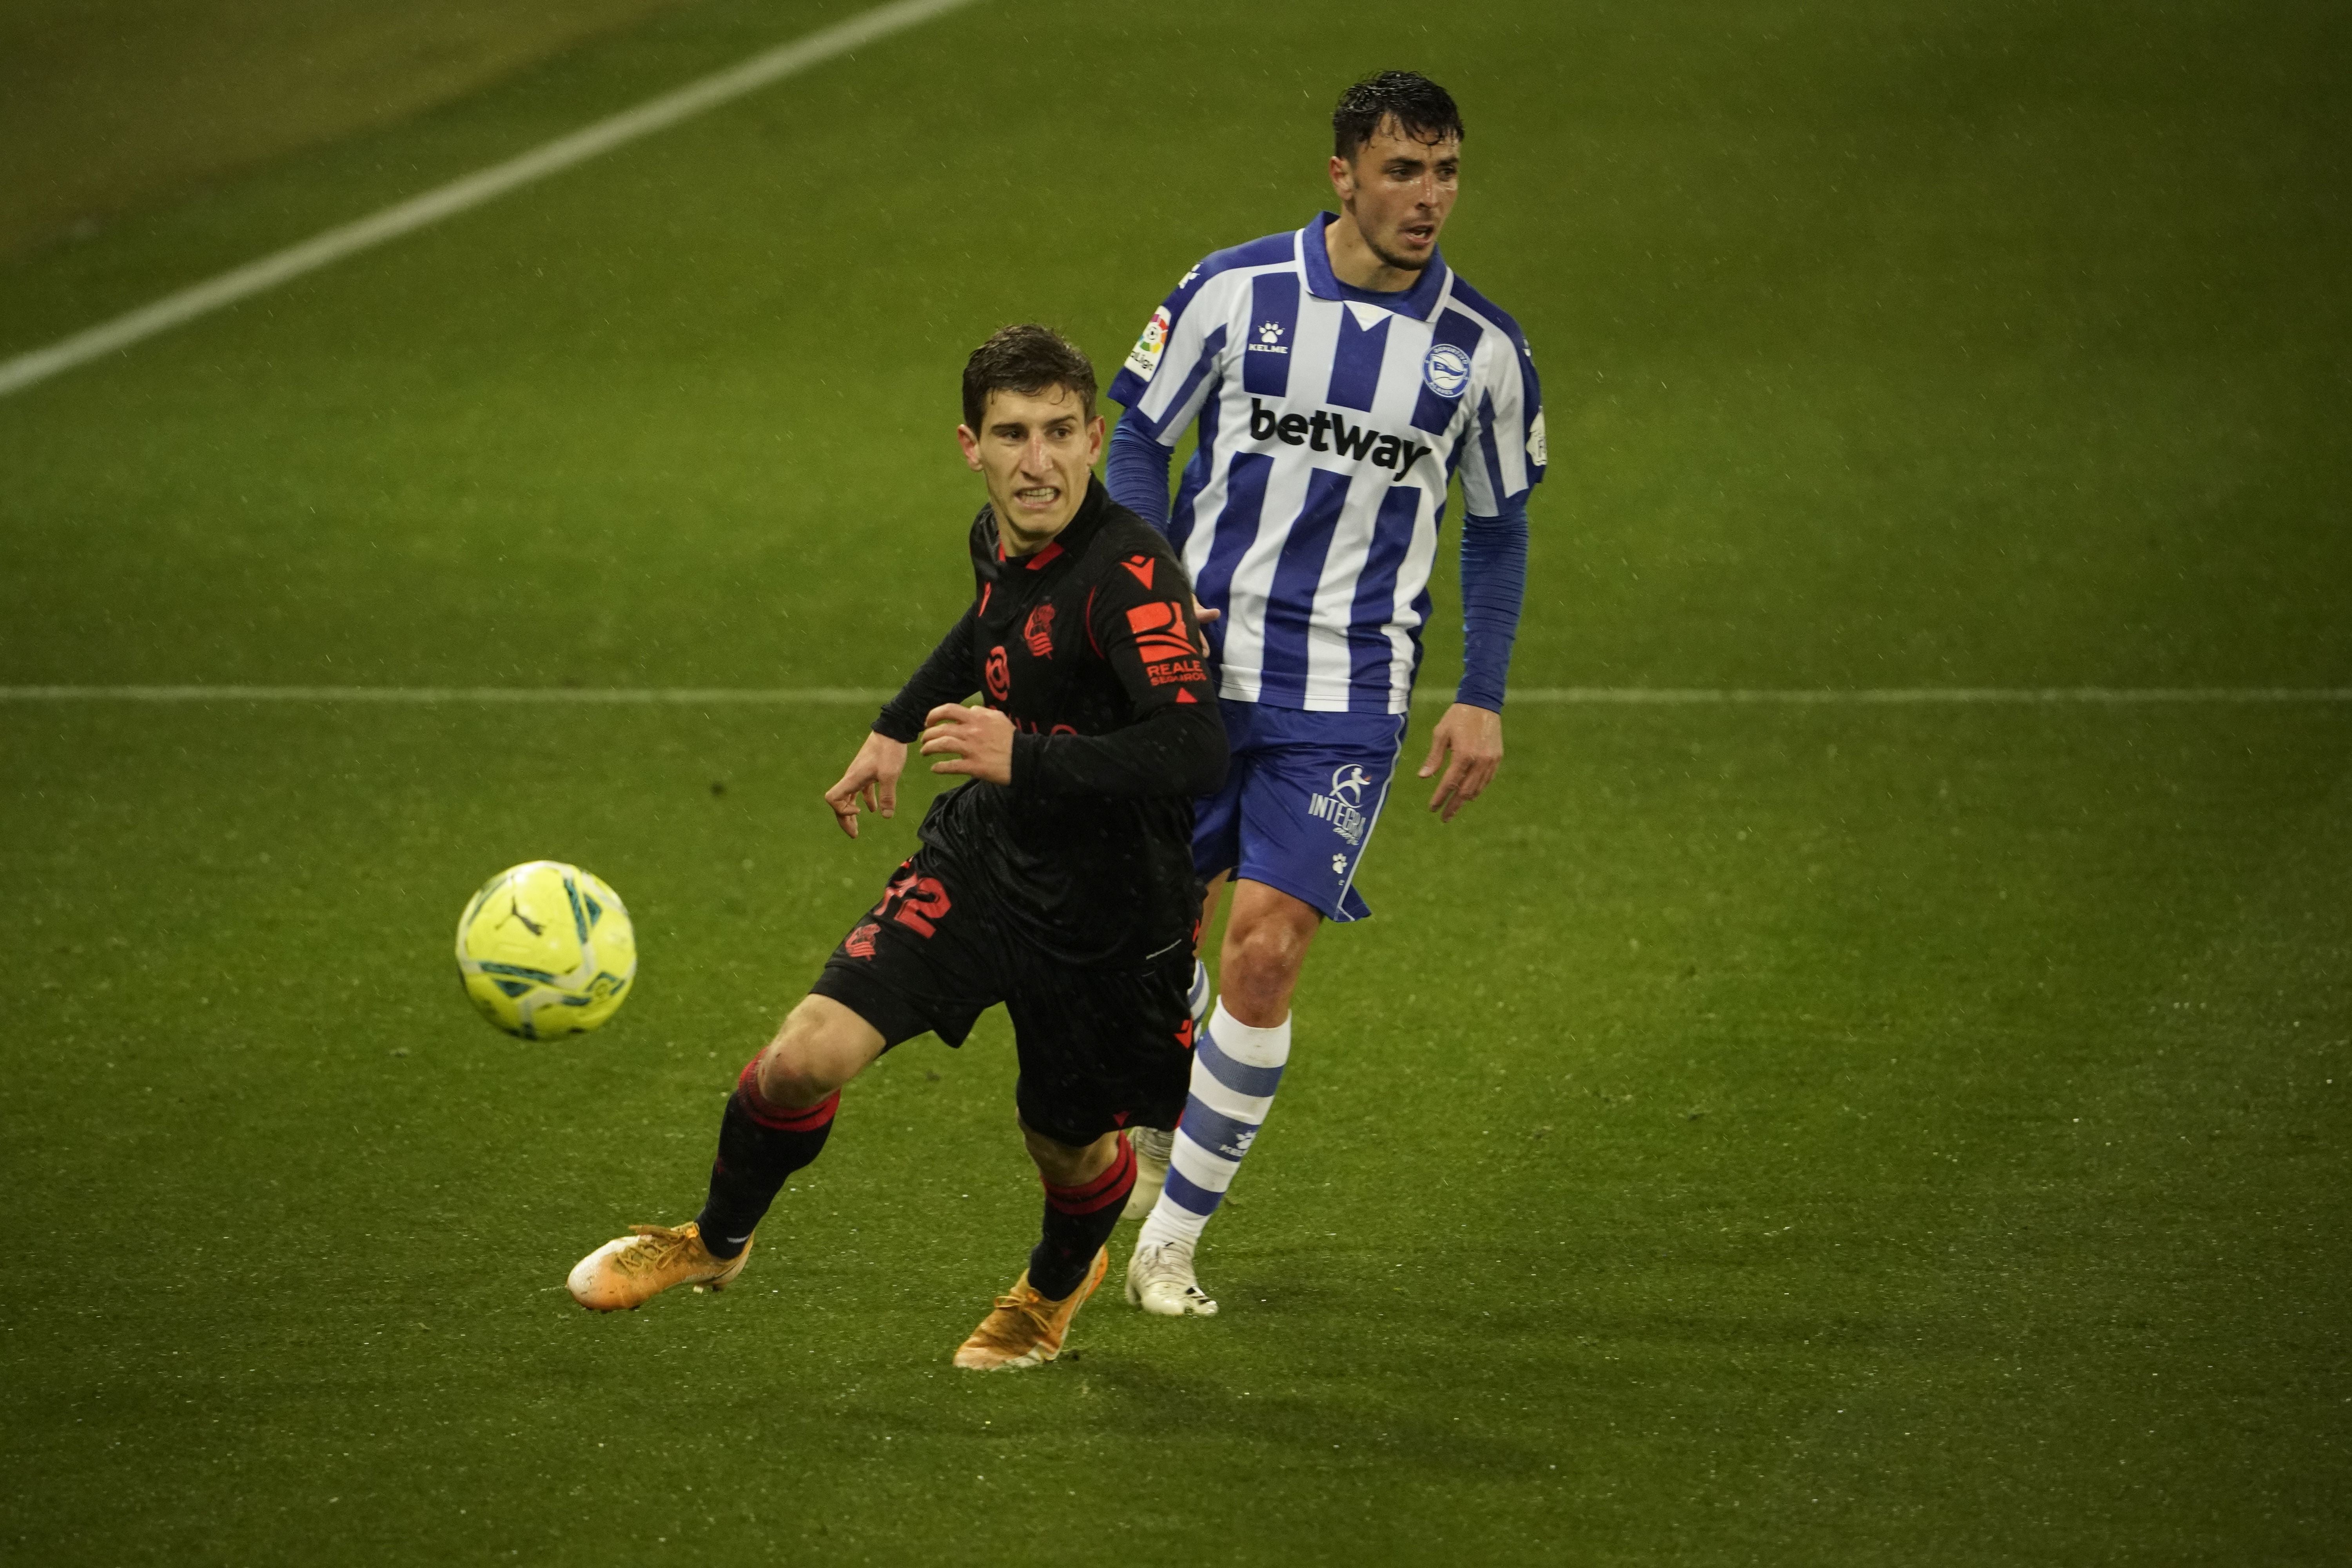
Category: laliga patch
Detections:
[
  {"x1": 1125, "y1": 306, "x2": 1172, "y2": 381},
  {"x1": 1528, "y1": 408, "x2": 1548, "y2": 466},
  {"x1": 1421, "y1": 341, "x2": 1473, "y2": 399}
]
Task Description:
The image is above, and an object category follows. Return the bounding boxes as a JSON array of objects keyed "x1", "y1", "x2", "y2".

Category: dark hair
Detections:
[
  {"x1": 961, "y1": 323, "x2": 1098, "y2": 430},
  {"x1": 1332, "y1": 70, "x2": 1464, "y2": 161}
]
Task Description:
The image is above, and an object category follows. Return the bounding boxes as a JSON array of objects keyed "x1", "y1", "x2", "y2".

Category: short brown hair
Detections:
[
  {"x1": 961, "y1": 323, "x2": 1097, "y2": 431},
  {"x1": 1332, "y1": 70, "x2": 1464, "y2": 161}
]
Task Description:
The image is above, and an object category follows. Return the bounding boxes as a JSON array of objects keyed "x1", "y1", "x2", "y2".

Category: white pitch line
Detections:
[
  {"x1": 2, "y1": 686, "x2": 2347, "y2": 706},
  {"x1": 1500, "y1": 687, "x2": 2352, "y2": 705},
  {"x1": 0, "y1": 0, "x2": 980, "y2": 401}
]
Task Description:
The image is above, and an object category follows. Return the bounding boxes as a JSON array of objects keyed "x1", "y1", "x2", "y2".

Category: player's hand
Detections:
[
  {"x1": 1191, "y1": 596, "x2": 1219, "y2": 653},
  {"x1": 1420, "y1": 702, "x2": 1503, "y2": 823},
  {"x1": 823, "y1": 730, "x2": 909, "y2": 840},
  {"x1": 920, "y1": 702, "x2": 1015, "y2": 786}
]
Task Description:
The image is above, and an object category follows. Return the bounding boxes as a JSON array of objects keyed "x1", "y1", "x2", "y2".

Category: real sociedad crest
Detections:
[{"x1": 1421, "y1": 342, "x2": 1473, "y2": 399}]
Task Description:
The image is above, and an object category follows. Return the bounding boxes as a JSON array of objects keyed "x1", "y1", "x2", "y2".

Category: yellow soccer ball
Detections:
[{"x1": 454, "y1": 861, "x2": 637, "y2": 1039}]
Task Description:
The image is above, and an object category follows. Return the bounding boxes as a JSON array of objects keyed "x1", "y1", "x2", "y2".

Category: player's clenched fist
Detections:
[
  {"x1": 920, "y1": 702, "x2": 1015, "y2": 786},
  {"x1": 824, "y1": 731, "x2": 909, "y2": 839}
]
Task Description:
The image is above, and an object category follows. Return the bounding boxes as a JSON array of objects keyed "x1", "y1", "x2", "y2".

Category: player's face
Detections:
[
  {"x1": 956, "y1": 384, "x2": 1104, "y2": 553},
  {"x1": 1330, "y1": 118, "x2": 1461, "y2": 274}
]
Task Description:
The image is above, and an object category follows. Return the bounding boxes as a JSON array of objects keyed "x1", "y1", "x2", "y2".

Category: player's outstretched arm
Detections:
[
  {"x1": 848, "y1": 603, "x2": 982, "y2": 837},
  {"x1": 824, "y1": 730, "x2": 910, "y2": 839},
  {"x1": 1421, "y1": 702, "x2": 1503, "y2": 823}
]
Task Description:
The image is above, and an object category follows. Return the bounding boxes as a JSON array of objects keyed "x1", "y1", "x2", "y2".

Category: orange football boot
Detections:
[{"x1": 952, "y1": 1249, "x2": 1109, "y2": 1370}]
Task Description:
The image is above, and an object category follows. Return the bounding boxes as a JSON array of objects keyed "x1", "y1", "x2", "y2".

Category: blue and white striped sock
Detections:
[
  {"x1": 1139, "y1": 1000, "x2": 1290, "y2": 1250},
  {"x1": 1187, "y1": 959, "x2": 1214, "y2": 1030}
]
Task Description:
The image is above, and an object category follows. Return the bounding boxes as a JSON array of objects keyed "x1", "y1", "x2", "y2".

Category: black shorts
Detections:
[{"x1": 808, "y1": 847, "x2": 1195, "y2": 1148}]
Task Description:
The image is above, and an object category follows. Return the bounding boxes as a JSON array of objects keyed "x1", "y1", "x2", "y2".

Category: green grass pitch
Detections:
[{"x1": 2, "y1": 0, "x2": 2348, "y2": 1562}]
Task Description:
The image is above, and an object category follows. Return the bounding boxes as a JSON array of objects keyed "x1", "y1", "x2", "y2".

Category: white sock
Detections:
[{"x1": 1139, "y1": 1000, "x2": 1290, "y2": 1251}]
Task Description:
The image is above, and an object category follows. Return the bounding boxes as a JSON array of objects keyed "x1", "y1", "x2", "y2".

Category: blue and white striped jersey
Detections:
[{"x1": 1108, "y1": 212, "x2": 1544, "y2": 715}]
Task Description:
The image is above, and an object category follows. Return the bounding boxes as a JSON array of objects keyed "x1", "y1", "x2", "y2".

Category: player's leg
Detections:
[
  {"x1": 1188, "y1": 868, "x2": 1230, "y2": 1017},
  {"x1": 950, "y1": 1118, "x2": 1132, "y2": 1372},
  {"x1": 566, "y1": 996, "x2": 882, "y2": 1310},
  {"x1": 691, "y1": 995, "x2": 881, "y2": 1259},
  {"x1": 1124, "y1": 703, "x2": 1254, "y2": 1221},
  {"x1": 568, "y1": 851, "x2": 994, "y2": 1312},
  {"x1": 1187, "y1": 928, "x2": 1217, "y2": 1030},
  {"x1": 961, "y1": 951, "x2": 1188, "y2": 1367},
  {"x1": 1124, "y1": 875, "x2": 1221, "y2": 1221},
  {"x1": 1129, "y1": 707, "x2": 1406, "y2": 1314},
  {"x1": 1216, "y1": 877, "x2": 1321, "y2": 1025},
  {"x1": 1128, "y1": 880, "x2": 1315, "y2": 1314},
  {"x1": 1021, "y1": 1118, "x2": 1134, "y2": 1298}
]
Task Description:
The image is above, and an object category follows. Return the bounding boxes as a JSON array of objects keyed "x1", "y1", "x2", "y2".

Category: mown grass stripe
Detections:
[{"x1": 3, "y1": 685, "x2": 2347, "y2": 706}]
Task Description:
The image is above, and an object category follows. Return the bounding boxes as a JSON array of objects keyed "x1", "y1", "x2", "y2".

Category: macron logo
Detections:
[{"x1": 1250, "y1": 398, "x2": 1432, "y2": 481}]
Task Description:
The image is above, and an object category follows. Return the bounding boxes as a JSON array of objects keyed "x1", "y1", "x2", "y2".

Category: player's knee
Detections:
[
  {"x1": 1018, "y1": 1120, "x2": 1080, "y2": 1183},
  {"x1": 752, "y1": 1046, "x2": 833, "y2": 1111},
  {"x1": 756, "y1": 1000, "x2": 855, "y2": 1108},
  {"x1": 1019, "y1": 1118, "x2": 1110, "y2": 1186},
  {"x1": 1226, "y1": 912, "x2": 1310, "y2": 991}
]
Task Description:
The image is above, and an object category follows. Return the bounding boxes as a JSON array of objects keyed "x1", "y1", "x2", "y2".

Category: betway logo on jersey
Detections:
[{"x1": 1249, "y1": 399, "x2": 1434, "y2": 481}]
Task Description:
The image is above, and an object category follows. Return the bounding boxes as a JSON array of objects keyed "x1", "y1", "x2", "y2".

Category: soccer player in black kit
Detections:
[{"x1": 567, "y1": 325, "x2": 1225, "y2": 1370}]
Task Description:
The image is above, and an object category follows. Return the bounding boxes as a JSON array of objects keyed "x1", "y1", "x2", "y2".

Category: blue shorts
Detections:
[{"x1": 1192, "y1": 700, "x2": 1410, "y2": 923}]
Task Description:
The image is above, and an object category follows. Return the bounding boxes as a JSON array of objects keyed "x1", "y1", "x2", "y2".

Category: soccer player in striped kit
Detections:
[{"x1": 1106, "y1": 71, "x2": 1544, "y2": 1315}]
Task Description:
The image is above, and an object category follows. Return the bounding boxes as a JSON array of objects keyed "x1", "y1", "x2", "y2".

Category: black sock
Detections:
[
  {"x1": 1028, "y1": 1136, "x2": 1136, "y2": 1299},
  {"x1": 694, "y1": 1059, "x2": 837, "y2": 1260}
]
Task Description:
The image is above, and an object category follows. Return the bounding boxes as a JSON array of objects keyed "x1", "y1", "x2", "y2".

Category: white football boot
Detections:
[{"x1": 1124, "y1": 1236, "x2": 1218, "y2": 1316}]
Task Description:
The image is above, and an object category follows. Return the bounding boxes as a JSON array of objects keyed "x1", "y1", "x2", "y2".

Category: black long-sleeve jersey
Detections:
[{"x1": 873, "y1": 476, "x2": 1227, "y2": 965}]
